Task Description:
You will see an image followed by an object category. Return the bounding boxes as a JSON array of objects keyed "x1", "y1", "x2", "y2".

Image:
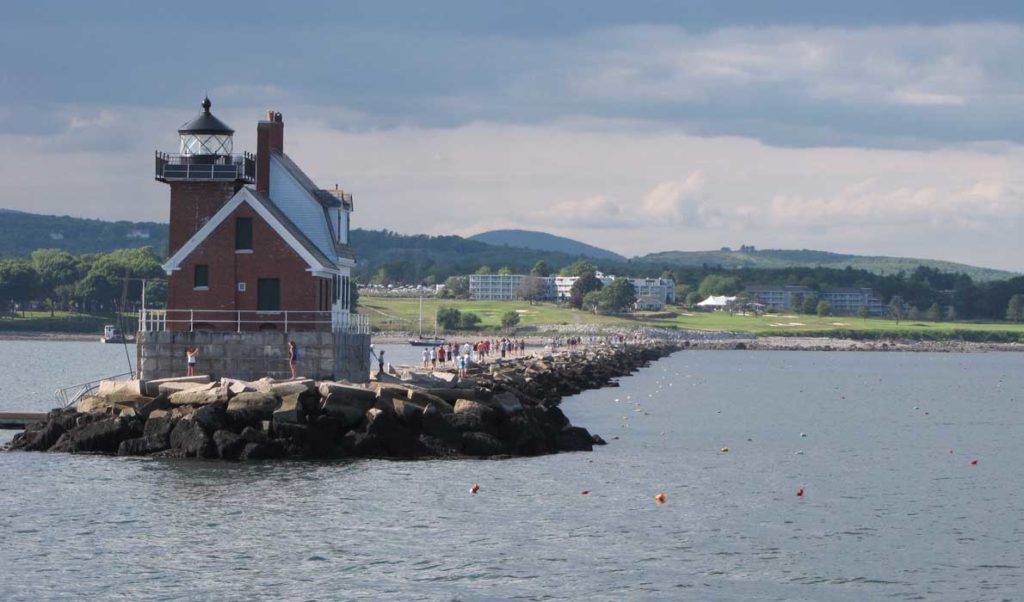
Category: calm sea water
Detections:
[{"x1": 1, "y1": 341, "x2": 1022, "y2": 600}]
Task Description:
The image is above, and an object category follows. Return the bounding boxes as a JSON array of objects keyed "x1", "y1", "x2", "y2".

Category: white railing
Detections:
[
  {"x1": 55, "y1": 372, "x2": 135, "y2": 408},
  {"x1": 140, "y1": 308, "x2": 370, "y2": 334}
]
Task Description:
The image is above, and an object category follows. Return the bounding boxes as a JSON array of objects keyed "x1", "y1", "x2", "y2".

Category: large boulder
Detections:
[
  {"x1": 305, "y1": 415, "x2": 346, "y2": 458},
  {"x1": 213, "y1": 429, "x2": 247, "y2": 460},
  {"x1": 193, "y1": 403, "x2": 229, "y2": 434},
  {"x1": 556, "y1": 426, "x2": 594, "y2": 452},
  {"x1": 418, "y1": 434, "x2": 462, "y2": 457},
  {"x1": 168, "y1": 383, "x2": 222, "y2": 406},
  {"x1": 137, "y1": 395, "x2": 173, "y2": 420},
  {"x1": 12, "y1": 420, "x2": 65, "y2": 452},
  {"x1": 273, "y1": 392, "x2": 318, "y2": 426},
  {"x1": 487, "y1": 392, "x2": 523, "y2": 416},
  {"x1": 239, "y1": 439, "x2": 285, "y2": 460},
  {"x1": 146, "y1": 375, "x2": 211, "y2": 397},
  {"x1": 225, "y1": 392, "x2": 279, "y2": 431},
  {"x1": 321, "y1": 391, "x2": 375, "y2": 426},
  {"x1": 169, "y1": 420, "x2": 215, "y2": 458},
  {"x1": 318, "y1": 381, "x2": 377, "y2": 401},
  {"x1": 451, "y1": 399, "x2": 500, "y2": 434},
  {"x1": 407, "y1": 389, "x2": 453, "y2": 412},
  {"x1": 461, "y1": 431, "x2": 508, "y2": 457},
  {"x1": 342, "y1": 431, "x2": 385, "y2": 457},
  {"x1": 420, "y1": 402, "x2": 460, "y2": 443},
  {"x1": 364, "y1": 408, "x2": 423, "y2": 457},
  {"x1": 68, "y1": 417, "x2": 131, "y2": 454},
  {"x1": 116, "y1": 432, "x2": 170, "y2": 456},
  {"x1": 257, "y1": 378, "x2": 315, "y2": 398}
]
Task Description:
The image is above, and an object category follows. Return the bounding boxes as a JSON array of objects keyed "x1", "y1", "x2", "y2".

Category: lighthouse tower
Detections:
[{"x1": 155, "y1": 98, "x2": 256, "y2": 255}]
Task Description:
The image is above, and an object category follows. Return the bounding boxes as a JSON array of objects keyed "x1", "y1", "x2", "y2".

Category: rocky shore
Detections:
[{"x1": 6, "y1": 342, "x2": 680, "y2": 461}]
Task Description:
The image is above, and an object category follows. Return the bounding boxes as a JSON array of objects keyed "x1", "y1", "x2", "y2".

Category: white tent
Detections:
[{"x1": 697, "y1": 295, "x2": 736, "y2": 308}]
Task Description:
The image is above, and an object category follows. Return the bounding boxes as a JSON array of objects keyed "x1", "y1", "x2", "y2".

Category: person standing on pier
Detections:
[
  {"x1": 288, "y1": 340, "x2": 298, "y2": 379},
  {"x1": 186, "y1": 346, "x2": 198, "y2": 377}
]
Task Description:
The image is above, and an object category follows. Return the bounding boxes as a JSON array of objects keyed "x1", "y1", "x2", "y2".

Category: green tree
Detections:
[
  {"x1": 500, "y1": 310, "x2": 521, "y2": 330},
  {"x1": 857, "y1": 304, "x2": 870, "y2": 321},
  {"x1": 0, "y1": 259, "x2": 39, "y2": 312},
  {"x1": 697, "y1": 274, "x2": 741, "y2": 297},
  {"x1": 515, "y1": 275, "x2": 549, "y2": 305},
  {"x1": 74, "y1": 247, "x2": 163, "y2": 310},
  {"x1": 436, "y1": 307, "x2": 462, "y2": 331},
  {"x1": 602, "y1": 278, "x2": 637, "y2": 313},
  {"x1": 1007, "y1": 294, "x2": 1024, "y2": 322},
  {"x1": 801, "y1": 296, "x2": 819, "y2": 315},
  {"x1": 530, "y1": 260, "x2": 550, "y2": 277},
  {"x1": 497, "y1": 266, "x2": 514, "y2": 275},
  {"x1": 31, "y1": 249, "x2": 81, "y2": 313},
  {"x1": 925, "y1": 302, "x2": 942, "y2": 321},
  {"x1": 945, "y1": 305, "x2": 957, "y2": 322},
  {"x1": 559, "y1": 260, "x2": 596, "y2": 278},
  {"x1": 459, "y1": 312, "x2": 481, "y2": 330},
  {"x1": 816, "y1": 299, "x2": 832, "y2": 317},
  {"x1": 349, "y1": 279, "x2": 360, "y2": 310},
  {"x1": 442, "y1": 276, "x2": 469, "y2": 299},
  {"x1": 684, "y1": 291, "x2": 702, "y2": 307},
  {"x1": 475, "y1": 265, "x2": 492, "y2": 275},
  {"x1": 582, "y1": 290, "x2": 603, "y2": 312},
  {"x1": 569, "y1": 273, "x2": 603, "y2": 309},
  {"x1": 889, "y1": 297, "x2": 905, "y2": 324}
]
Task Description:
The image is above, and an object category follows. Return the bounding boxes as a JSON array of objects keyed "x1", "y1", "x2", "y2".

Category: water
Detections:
[{"x1": 1, "y1": 341, "x2": 1022, "y2": 600}]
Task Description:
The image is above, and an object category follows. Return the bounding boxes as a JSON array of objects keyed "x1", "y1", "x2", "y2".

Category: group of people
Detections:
[{"x1": 420, "y1": 338, "x2": 528, "y2": 377}]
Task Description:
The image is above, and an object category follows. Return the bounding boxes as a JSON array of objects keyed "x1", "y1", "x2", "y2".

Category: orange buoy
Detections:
[
  {"x1": 970, "y1": 459, "x2": 978, "y2": 465},
  {"x1": 580, "y1": 490, "x2": 590, "y2": 495},
  {"x1": 654, "y1": 493, "x2": 667, "y2": 504},
  {"x1": 470, "y1": 483, "x2": 480, "y2": 494},
  {"x1": 796, "y1": 487, "x2": 805, "y2": 497}
]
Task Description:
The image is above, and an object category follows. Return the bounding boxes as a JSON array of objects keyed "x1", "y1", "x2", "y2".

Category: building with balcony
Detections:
[{"x1": 745, "y1": 284, "x2": 887, "y2": 316}]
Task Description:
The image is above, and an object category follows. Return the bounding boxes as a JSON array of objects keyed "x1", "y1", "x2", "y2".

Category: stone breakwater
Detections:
[{"x1": 6, "y1": 342, "x2": 680, "y2": 461}]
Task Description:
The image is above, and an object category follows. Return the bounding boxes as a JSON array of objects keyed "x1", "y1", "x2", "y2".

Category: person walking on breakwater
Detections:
[
  {"x1": 422, "y1": 347, "x2": 430, "y2": 368},
  {"x1": 186, "y1": 346, "x2": 198, "y2": 377},
  {"x1": 288, "y1": 340, "x2": 298, "y2": 379}
]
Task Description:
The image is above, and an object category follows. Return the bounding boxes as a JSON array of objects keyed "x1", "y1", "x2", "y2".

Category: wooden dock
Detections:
[{"x1": 0, "y1": 412, "x2": 47, "y2": 429}]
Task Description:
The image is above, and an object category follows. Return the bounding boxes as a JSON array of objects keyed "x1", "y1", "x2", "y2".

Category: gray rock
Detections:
[
  {"x1": 213, "y1": 429, "x2": 247, "y2": 460},
  {"x1": 68, "y1": 417, "x2": 130, "y2": 454},
  {"x1": 461, "y1": 432, "x2": 508, "y2": 457},
  {"x1": 169, "y1": 420, "x2": 215, "y2": 458},
  {"x1": 225, "y1": 392, "x2": 280, "y2": 420}
]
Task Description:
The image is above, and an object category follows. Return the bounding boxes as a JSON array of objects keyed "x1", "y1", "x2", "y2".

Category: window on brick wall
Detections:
[
  {"x1": 194, "y1": 265, "x2": 209, "y2": 289},
  {"x1": 257, "y1": 278, "x2": 280, "y2": 311},
  {"x1": 235, "y1": 217, "x2": 253, "y2": 251}
]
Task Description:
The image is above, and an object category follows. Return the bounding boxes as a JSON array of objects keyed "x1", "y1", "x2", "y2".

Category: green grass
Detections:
[{"x1": 357, "y1": 297, "x2": 1024, "y2": 341}]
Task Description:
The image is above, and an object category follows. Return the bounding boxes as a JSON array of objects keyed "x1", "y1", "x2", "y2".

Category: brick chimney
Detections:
[{"x1": 256, "y1": 111, "x2": 283, "y2": 193}]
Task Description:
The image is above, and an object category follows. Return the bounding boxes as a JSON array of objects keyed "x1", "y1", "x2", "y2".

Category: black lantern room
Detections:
[{"x1": 178, "y1": 97, "x2": 234, "y2": 157}]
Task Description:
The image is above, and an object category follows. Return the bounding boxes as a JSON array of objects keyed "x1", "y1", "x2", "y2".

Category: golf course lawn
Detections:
[{"x1": 357, "y1": 297, "x2": 1024, "y2": 338}]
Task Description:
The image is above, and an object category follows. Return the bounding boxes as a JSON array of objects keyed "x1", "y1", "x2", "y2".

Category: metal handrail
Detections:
[
  {"x1": 55, "y1": 372, "x2": 135, "y2": 409},
  {"x1": 140, "y1": 308, "x2": 370, "y2": 334}
]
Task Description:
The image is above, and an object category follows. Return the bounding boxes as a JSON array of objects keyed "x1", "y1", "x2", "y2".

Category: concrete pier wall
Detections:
[{"x1": 137, "y1": 331, "x2": 371, "y2": 383}]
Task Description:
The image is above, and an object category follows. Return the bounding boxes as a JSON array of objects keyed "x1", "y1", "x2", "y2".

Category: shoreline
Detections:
[{"x1": 2, "y1": 329, "x2": 1020, "y2": 352}]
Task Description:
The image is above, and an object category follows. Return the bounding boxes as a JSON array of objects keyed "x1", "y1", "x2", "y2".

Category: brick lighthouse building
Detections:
[{"x1": 137, "y1": 98, "x2": 370, "y2": 381}]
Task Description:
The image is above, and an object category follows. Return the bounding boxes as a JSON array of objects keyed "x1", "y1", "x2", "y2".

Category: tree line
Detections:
[{"x1": 0, "y1": 248, "x2": 164, "y2": 315}]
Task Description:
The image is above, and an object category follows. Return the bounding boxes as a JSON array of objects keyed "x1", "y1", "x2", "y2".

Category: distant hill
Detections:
[
  {"x1": 636, "y1": 247, "x2": 1017, "y2": 282},
  {"x1": 469, "y1": 229, "x2": 624, "y2": 261},
  {"x1": 0, "y1": 209, "x2": 168, "y2": 257}
]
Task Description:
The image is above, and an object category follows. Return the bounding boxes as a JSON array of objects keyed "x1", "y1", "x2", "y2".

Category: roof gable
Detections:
[{"x1": 161, "y1": 187, "x2": 338, "y2": 276}]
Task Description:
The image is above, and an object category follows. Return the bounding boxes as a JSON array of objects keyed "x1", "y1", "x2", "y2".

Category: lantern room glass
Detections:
[{"x1": 179, "y1": 133, "x2": 233, "y2": 156}]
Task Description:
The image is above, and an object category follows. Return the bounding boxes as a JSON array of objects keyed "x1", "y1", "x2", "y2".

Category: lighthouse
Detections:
[{"x1": 140, "y1": 98, "x2": 370, "y2": 382}]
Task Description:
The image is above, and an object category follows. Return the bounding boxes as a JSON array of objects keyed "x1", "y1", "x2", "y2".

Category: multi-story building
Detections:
[
  {"x1": 819, "y1": 288, "x2": 886, "y2": 316},
  {"x1": 745, "y1": 285, "x2": 886, "y2": 315},
  {"x1": 469, "y1": 272, "x2": 675, "y2": 303}
]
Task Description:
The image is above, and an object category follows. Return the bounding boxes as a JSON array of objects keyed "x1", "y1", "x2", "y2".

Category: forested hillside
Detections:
[{"x1": 0, "y1": 209, "x2": 168, "y2": 257}]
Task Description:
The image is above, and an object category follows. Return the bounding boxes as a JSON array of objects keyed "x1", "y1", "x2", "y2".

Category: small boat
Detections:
[
  {"x1": 409, "y1": 337, "x2": 445, "y2": 347},
  {"x1": 408, "y1": 296, "x2": 445, "y2": 346},
  {"x1": 101, "y1": 324, "x2": 134, "y2": 344}
]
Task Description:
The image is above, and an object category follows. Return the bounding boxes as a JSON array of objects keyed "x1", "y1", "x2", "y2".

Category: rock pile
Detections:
[{"x1": 7, "y1": 342, "x2": 679, "y2": 461}]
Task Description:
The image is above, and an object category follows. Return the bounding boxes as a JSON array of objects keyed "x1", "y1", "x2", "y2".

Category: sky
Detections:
[{"x1": 1, "y1": 0, "x2": 1022, "y2": 271}]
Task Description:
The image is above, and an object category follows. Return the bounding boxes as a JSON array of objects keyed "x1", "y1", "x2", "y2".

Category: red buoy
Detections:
[
  {"x1": 970, "y1": 459, "x2": 978, "y2": 466},
  {"x1": 470, "y1": 483, "x2": 480, "y2": 493},
  {"x1": 654, "y1": 493, "x2": 667, "y2": 504},
  {"x1": 580, "y1": 490, "x2": 590, "y2": 495},
  {"x1": 797, "y1": 487, "x2": 805, "y2": 497}
]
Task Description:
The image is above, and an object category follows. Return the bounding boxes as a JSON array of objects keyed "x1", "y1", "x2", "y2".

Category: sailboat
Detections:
[{"x1": 409, "y1": 296, "x2": 445, "y2": 346}]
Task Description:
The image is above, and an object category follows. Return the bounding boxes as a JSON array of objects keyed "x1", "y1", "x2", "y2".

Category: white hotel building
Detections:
[{"x1": 469, "y1": 273, "x2": 676, "y2": 304}]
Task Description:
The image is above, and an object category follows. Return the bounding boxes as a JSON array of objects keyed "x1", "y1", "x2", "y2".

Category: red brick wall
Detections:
[
  {"x1": 256, "y1": 118, "x2": 284, "y2": 193},
  {"x1": 166, "y1": 202, "x2": 328, "y2": 331},
  {"x1": 167, "y1": 181, "x2": 239, "y2": 256}
]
